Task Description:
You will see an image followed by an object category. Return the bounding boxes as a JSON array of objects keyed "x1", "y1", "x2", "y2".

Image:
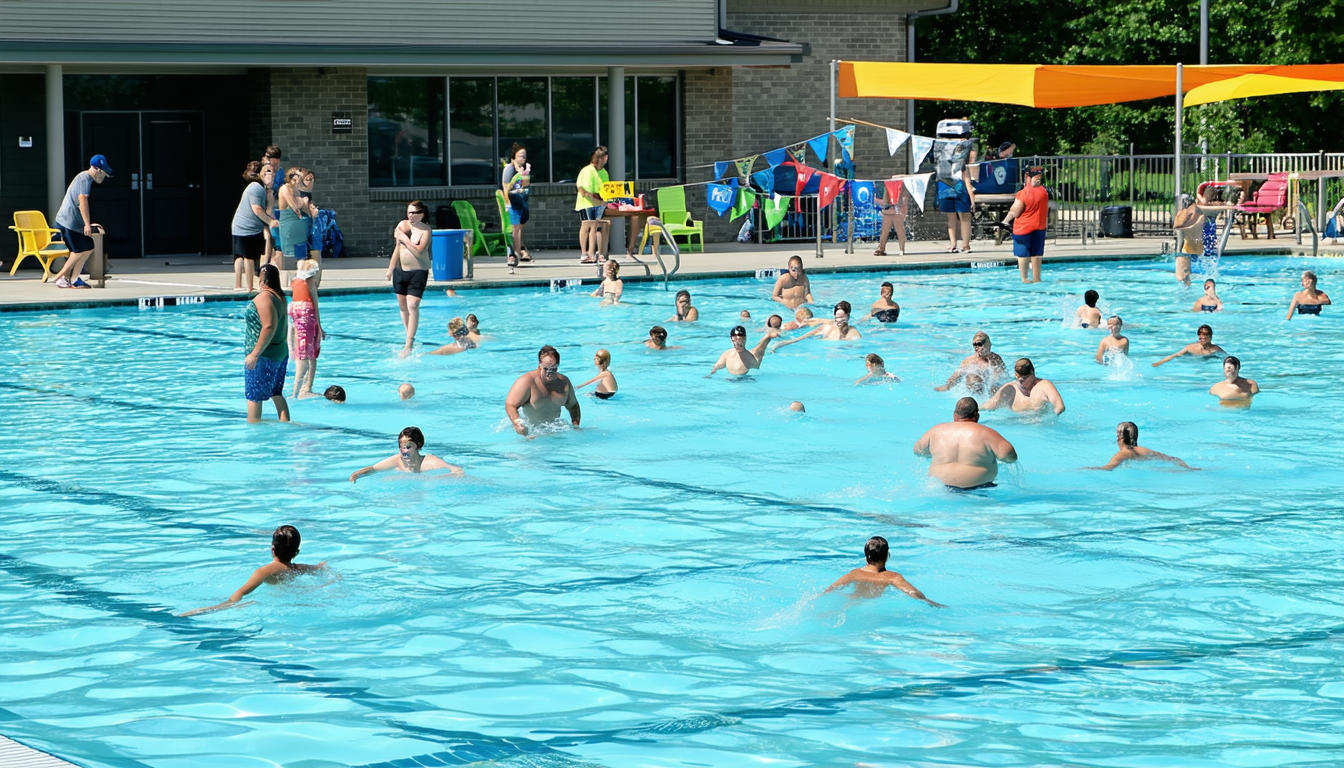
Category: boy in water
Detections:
[
  {"x1": 179, "y1": 525, "x2": 325, "y2": 616},
  {"x1": 855, "y1": 353, "x2": 901, "y2": 385},
  {"x1": 826, "y1": 536, "x2": 944, "y2": 607},
  {"x1": 1075, "y1": 290, "x2": 1103, "y2": 329},
  {"x1": 1088, "y1": 421, "x2": 1196, "y2": 471},
  {"x1": 1095, "y1": 316, "x2": 1129, "y2": 364},
  {"x1": 644, "y1": 325, "x2": 680, "y2": 350},
  {"x1": 350, "y1": 426, "x2": 463, "y2": 482}
]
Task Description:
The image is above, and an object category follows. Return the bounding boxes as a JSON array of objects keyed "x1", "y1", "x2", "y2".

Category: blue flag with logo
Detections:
[
  {"x1": 763, "y1": 148, "x2": 788, "y2": 167},
  {"x1": 751, "y1": 169, "x2": 775, "y2": 197},
  {"x1": 849, "y1": 181, "x2": 876, "y2": 212},
  {"x1": 707, "y1": 182, "x2": 737, "y2": 216},
  {"x1": 807, "y1": 134, "x2": 829, "y2": 164}
]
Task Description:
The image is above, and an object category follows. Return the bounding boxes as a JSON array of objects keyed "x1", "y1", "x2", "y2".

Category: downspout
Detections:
[{"x1": 906, "y1": 0, "x2": 958, "y2": 171}]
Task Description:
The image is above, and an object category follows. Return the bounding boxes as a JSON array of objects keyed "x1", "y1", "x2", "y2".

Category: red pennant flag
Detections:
[
  {"x1": 884, "y1": 179, "x2": 905, "y2": 205},
  {"x1": 793, "y1": 164, "x2": 816, "y2": 211},
  {"x1": 817, "y1": 172, "x2": 844, "y2": 209}
]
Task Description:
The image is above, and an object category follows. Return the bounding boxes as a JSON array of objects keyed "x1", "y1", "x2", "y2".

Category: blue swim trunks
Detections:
[
  {"x1": 1012, "y1": 230, "x2": 1046, "y2": 257},
  {"x1": 937, "y1": 180, "x2": 971, "y2": 213},
  {"x1": 244, "y1": 356, "x2": 288, "y2": 402}
]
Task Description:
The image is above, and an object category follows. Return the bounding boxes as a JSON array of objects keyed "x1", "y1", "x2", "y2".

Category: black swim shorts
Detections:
[{"x1": 392, "y1": 266, "x2": 429, "y2": 298}]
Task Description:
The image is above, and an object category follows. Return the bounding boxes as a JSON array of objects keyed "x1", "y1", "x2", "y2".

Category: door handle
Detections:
[
  {"x1": 146, "y1": 173, "x2": 153, "y2": 190},
  {"x1": 131, "y1": 172, "x2": 139, "y2": 191}
]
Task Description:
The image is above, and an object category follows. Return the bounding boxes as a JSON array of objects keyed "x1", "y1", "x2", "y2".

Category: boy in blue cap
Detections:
[{"x1": 53, "y1": 154, "x2": 113, "y2": 288}]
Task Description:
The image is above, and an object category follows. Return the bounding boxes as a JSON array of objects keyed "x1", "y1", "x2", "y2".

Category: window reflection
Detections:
[
  {"x1": 551, "y1": 77, "x2": 596, "y2": 183},
  {"x1": 637, "y1": 76, "x2": 677, "y2": 178},
  {"x1": 368, "y1": 77, "x2": 445, "y2": 187},
  {"x1": 450, "y1": 77, "x2": 495, "y2": 186}
]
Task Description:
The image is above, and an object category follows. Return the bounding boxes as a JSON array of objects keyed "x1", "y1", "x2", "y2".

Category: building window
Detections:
[
  {"x1": 368, "y1": 77, "x2": 445, "y2": 187},
  {"x1": 369, "y1": 74, "x2": 679, "y2": 187}
]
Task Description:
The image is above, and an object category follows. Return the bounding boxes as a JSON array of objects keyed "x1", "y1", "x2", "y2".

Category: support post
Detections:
[
  {"x1": 1174, "y1": 63, "x2": 1183, "y2": 217},
  {"x1": 1200, "y1": 0, "x2": 1209, "y2": 65},
  {"x1": 1318, "y1": 149, "x2": 1327, "y2": 232},
  {"x1": 46, "y1": 63, "x2": 64, "y2": 221},
  {"x1": 607, "y1": 66, "x2": 626, "y2": 254},
  {"x1": 815, "y1": 198, "x2": 823, "y2": 259}
]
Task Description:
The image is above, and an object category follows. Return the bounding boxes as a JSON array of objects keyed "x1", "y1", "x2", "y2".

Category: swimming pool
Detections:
[{"x1": 1, "y1": 255, "x2": 1342, "y2": 768}]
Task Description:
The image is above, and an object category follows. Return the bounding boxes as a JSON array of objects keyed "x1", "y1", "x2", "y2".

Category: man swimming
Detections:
[
  {"x1": 1088, "y1": 421, "x2": 1196, "y2": 471},
  {"x1": 398, "y1": 382, "x2": 415, "y2": 400},
  {"x1": 913, "y1": 397, "x2": 1018, "y2": 490},
  {"x1": 1152, "y1": 324, "x2": 1224, "y2": 367},
  {"x1": 1193, "y1": 279, "x2": 1223, "y2": 312},
  {"x1": 668, "y1": 289, "x2": 699, "y2": 322},
  {"x1": 771, "y1": 255, "x2": 814, "y2": 309},
  {"x1": 708, "y1": 325, "x2": 779, "y2": 376},
  {"x1": 505, "y1": 344, "x2": 582, "y2": 435},
  {"x1": 854, "y1": 353, "x2": 900, "y2": 385},
  {"x1": 350, "y1": 426, "x2": 463, "y2": 482},
  {"x1": 1209, "y1": 355, "x2": 1259, "y2": 406},
  {"x1": 859, "y1": 282, "x2": 901, "y2": 324},
  {"x1": 825, "y1": 536, "x2": 945, "y2": 607},
  {"x1": 774, "y1": 301, "x2": 862, "y2": 350},
  {"x1": 982, "y1": 358, "x2": 1065, "y2": 415},
  {"x1": 178, "y1": 525, "x2": 326, "y2": 616},
  {"x1": 1286, "y1": 270, "x2": 1330, "y2": 320},
  {"x1": 645, "y1": 325, "x2": 680, "y2": 350},
  {"x1": 1075, "y1": 290, "x2": 1103, "y2": 328},
  {"x1": 1095, "y1": 315, "x2": 1130, "y2": 364},
  {"x1": 935, "y1": 331, "x2": 1007, "y2": 395}
]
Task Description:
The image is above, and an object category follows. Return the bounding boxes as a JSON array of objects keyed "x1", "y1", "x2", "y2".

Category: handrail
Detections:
[
  {"x1": 622, "y1": 218, "x2": 680, "y2": 289},
  {"x1": 1297, "y1": 200, "x2": 1319, "y2": 258}
]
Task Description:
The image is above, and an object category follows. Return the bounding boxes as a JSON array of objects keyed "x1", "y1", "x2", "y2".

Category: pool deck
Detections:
[
  {"x1": 1, "y1": 235, "x2": 1337, "y2": 311},
  {"x1": 0, "y1": 735, "x2": 80, "y2": 767}
]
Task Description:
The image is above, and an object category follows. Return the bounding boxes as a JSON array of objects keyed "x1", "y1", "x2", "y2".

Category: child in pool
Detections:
[
  {"x1": 825, "y1": 536, "x2": 944, "y2": 607},
  {"x1": 577, "y1": 349, "x2": 618, "y2": 399},
  {"x1": 178, "y1": 525, "x2": 325, "y2": 616},
  {"x1": 854, "y1": 353, "x2": 901, "y2": 385},
  {"x1": 350, "y1": 426, "x2": 463, "y2": 482}
]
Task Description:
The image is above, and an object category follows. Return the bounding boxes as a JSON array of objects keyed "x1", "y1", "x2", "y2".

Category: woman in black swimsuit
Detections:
[
  {"x1": 861, "y1": 282, "x2": 901, "y2": 324},
  {"x1": 1286, "y1": 270, "x2": 1330, "y2": 320},
  {"x1": 577, "y1": 349, "x2": 618, "y2": 399}
]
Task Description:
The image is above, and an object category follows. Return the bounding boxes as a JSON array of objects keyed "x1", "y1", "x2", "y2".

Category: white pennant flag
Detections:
[
  {"x1": 885, "y1": 128, "x2": 910, "y2": 156},
  {"x1": 902, "y1": 173, "x2": 933, "y2": 213},
  {"x1": 910, "y1": 136, "x2": 936, "y2": 170}
]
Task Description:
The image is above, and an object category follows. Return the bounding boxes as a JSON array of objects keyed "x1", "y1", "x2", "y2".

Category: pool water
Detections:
[{"x1": 2, "y1": 255, "x2": 1343, "y2": 768}]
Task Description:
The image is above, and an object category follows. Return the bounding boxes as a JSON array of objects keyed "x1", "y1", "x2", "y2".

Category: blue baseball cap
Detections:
[{"x1": 89, "y1": 154, "x2": 113, "y2": 176}]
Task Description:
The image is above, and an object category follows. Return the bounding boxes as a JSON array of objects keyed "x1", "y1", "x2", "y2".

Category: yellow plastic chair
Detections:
[{"x1": 9, "y1": 210, "x2": 71, "y2": 281}]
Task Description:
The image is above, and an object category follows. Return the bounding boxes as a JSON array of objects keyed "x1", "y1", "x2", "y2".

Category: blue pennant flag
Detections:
[
  {"x1": 833, "y1": 125, "x2": 855, "y2": 151},
  {"x1": 849, "y1": 181, "x2": 876, "y2": 210},
  {"x1": 707, "y1": 182, "x2": 737, "y2": 216},
  {"x1": 751, "y1": 169, "x2": 775, "y2": 197},
  {"x1": 713, "y1": 161, "x2": 732, "y2": 180},
  {"x1": 762, "y1": 148, "x2": 788, "y2": 167},
  {"x1": 807, "y1": 134, "x2": 830, "y2": 164}
]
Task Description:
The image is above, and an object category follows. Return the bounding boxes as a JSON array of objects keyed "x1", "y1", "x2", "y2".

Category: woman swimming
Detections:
[
  {"x1": 428, "y1": 317, "x2": 477, "y2": 356},
  {"x1": 1286, "y1": 270, "x2": 1330, "y2": 319},
  {"x1": 860, "y1": 282, "x2": 901, "y2": 324},
  {"x1": 1192, "y1": 279, "x2": 1223, "y2": 312}
]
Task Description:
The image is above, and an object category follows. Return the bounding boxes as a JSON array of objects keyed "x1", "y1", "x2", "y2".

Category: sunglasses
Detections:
[
  {"x1": 972, "y1": 341, "x2": 986, "y2": 347},
  {"x1": 541, "y1": 365, "x2": 559, "y2": 374}
]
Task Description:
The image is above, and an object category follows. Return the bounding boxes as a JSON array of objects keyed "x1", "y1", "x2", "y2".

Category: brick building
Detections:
[{"x1": 0, "y1": 0, "x2": 953, "y2": 262}]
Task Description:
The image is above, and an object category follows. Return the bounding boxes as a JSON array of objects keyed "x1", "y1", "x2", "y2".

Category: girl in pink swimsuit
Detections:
[{"x1": 288, "y1": 265, "x2": 323, "y2": 398}]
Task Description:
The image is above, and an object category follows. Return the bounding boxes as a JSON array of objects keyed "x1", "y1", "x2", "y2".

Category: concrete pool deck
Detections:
[{"x1": 1, "y1": 236, "x2": 1337, "y2": 311}]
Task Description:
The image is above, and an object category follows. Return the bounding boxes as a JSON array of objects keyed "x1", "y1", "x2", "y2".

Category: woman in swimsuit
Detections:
[
  {"x1": 387, "y1": 200, "x2": 433, "y2": 357},
  {"x1": 577, "y1": 349, "x2": 618, "y2": 399},
  {"x1": 860, "y1": 282, "x2": 900, "y2": 323},
  {"x1": 669, "y1": 289, "x2": 698, "y2": 322},
  {"x1": 429, "y1": 317, "x2": 477, "y2": 356},
  {"x1": 591, "y1": 260, "x2": 623, "y2": 304},
  {"x1": 277, "y1": 167, "x2": 315, "y2": 285},
  {"x1": 1286, "y1": 270, "x2": 1330, "y2": 320},
  {"x1": 1192, "y1": 279, "x2": 1223, "y2": 312},
  {"x1": 464, "y1": 313, "x2": 485, "y2": 344},
  {"x1": 501, "y1": 143, "x2": 532, "y2": 267}
]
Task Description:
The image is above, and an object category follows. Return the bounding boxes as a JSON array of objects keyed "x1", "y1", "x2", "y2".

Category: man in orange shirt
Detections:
[{"x1": 1001, "y1": 166, "x2": 1049, "y2": 283}]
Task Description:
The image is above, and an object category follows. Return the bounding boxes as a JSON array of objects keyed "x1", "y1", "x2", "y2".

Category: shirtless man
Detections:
[
  {"x1": 1209, "y1": 355, "x2": 1258, "y2": 406},
  {"x1": 935, "y1": 331, "x2": 1007, "y2": 395},
  {"x1": 1075, "y1": 290, "x2": 1103, "y2": 329},
  {"x1": 1193, "y1": 279, "x2": 1223, "y2": 313},
  {"x1": 178, "y1": 525, "x2": 325, "y2": 617},
  {"x1": 913, "y1": 397, "x2": 1018, "y2": 490},
  {"x1": 350, "y1": 426, "x2": 463, "y2": 481},
  {"x1": 1095, "y1": 315, "x2": 1130, "y2": 364},
  {"x1": 983, "y1": 358, "x2": 1065, "y2": 415},
  {"x1": 825, "y1": 536, "x2": 945, "y2": 607},
  {"x1": 1152, "y1": 324, "x2": 1224, "y2": 367},
  {"x1": 859, "y1": 282, "x2": 901, "y2": 324},
  {"x1": 505, "y1": 345, "x2": 581, "y2": 435},
  {"x1": 774, "y1": 301, "x2": 862, "y2": 350},
  {"x1": 771, "y1": 255, "x2": 814, "y2": 309},
  {"x1": 1088, "y1": 421, "x2": 1195, "y2": 471},
  {"x1": 668, "y1": 289, "x2": 699, "y2": 322},
  {"x1": 708, "y1": 325, "x2": 779, "y2": 376}
]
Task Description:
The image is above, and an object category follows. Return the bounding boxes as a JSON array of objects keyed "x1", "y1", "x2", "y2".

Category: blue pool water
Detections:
[{"x1": 2, "y1": 255, "x2": 1343, "y2": 768}]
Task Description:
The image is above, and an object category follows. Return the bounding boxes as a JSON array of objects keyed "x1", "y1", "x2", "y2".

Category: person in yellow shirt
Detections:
[{"x1": 575, "y1": 146, "x2": 609, "y2": 263}]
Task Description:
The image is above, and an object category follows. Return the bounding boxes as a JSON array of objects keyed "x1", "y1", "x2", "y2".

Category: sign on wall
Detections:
[{"x1": 331, "y1": 112, "x2": 353, "y2": 134}]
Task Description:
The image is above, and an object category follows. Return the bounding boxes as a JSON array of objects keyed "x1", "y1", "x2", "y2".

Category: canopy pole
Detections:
[
  {"x1": 1174, "y1": 63, "x2": 1183, "y2": 215},
  {"x1": 829, "y1": 60, "x2": 837, "y2": 136}
]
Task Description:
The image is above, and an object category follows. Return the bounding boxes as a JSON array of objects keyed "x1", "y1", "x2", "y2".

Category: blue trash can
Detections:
[{"x1": 431, "y1": 229, "x2": 468, "y2": 281}]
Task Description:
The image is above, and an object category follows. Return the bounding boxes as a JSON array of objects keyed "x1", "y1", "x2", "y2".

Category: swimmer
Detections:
[
  {"x1": 913, "y1": 397, "x2": 1018, "y2": 490},
  {"x1": 739, "y1": 309, "x2": 752, "y2": 322},
  {"x1": 178, "y1": 525, "x2": 326, "y2": 617},
  {"x1": 708, "y1": 325, "x2": 779, "y2": 376},
  {"x1": 669, "y1": 289, "x2": 699, "y2": 322},
  {"x1": 1088, "y1": 421, "x2": 1196, "y2": 471},
  {"x1": 771, "y1": 255, "x2": 814, "y2": 309},
  {"x1": 350, "y1": 426, "x2": 463, "y2": 482},
  {"x1": 324, "y1": 385, "x2": 346, "y2": 403},
  {"x1": 398, "y1": 382, "x2": 415, "y2": 400},
  {"x1": 935, "y1": 331, "x2": 1007, "y2": 395},
  {"x1": 766, "y1": 314, "x2": 783, "y2": 331},
  {"x1": 1286, "y1": 270, "x2": 1330, "y2": 320},
  {"x1": 859, "y1": 282, "x2": 901, "y2": 324},
  {"x1": 855, "y1": 353, "x2": 901, "y2": 385},
  {"x1": 781, "y1": 306, "x2": 817, "y2": 331},
  {"x1": 645, "y1": 325, "x2": 680, "y2": 350},
  {"x1": 1209, "y1": 355, "x2": 1258, "y2": 406},
  {"x1": 1095, "y1": 315, "x2": 1130, "y2": 364},
  {"x1": 789, "y1": 400, "x2": 806, "y2": 412},
  {"x1": 825, "y1": 536, "x2": 945, "y2": 607},
  {"x1": 577, "y1": 349, "x2": 618, "y2": 400},
  {"x1": 505, "y1": 345, "x2": 581, "y2": 436},
  {"x1": 429, "y1": 317, "x2": 478, "y2": 355},
  {"x1": 1193, "y1": 279, "x2": 1223, "y2": 312},
  {"x1": 1075, "y1": 290, "x2": 1103, "y2": 328},
  {"x1": 982, "y1": 358, "x2": 1065, "y2": 415},
  {"x1": 1152, "y1": 324, "x2": 1224, "y2": 367},
  {"x1": 464, "y1": 314, "x2": 486, "y2": 342},
  {"x1": 774, "y1": 301, "x2": 862, "y2": 350},
  {"x1": 590, "y1": 260, "x2": 623, "y2": 304}
]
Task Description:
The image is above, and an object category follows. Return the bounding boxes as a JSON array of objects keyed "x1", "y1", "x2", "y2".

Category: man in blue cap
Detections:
[{"x1": 52, "y1": 154, "x2": 112, "y2": 288}]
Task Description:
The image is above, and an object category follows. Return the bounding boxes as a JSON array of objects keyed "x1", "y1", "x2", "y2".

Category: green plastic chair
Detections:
[
  {"x1": 494, "y1": 190, "x2": 515, "y2": 243},
  {"x1": 451, "y1": 200, "x2": 509, "y2": 257},
  {"x1": 641, "y1": 186, "x2": 704, "y2": 253}
]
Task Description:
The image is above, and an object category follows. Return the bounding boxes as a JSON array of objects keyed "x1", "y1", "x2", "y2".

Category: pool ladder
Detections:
[
  {"x1": 622, "y1": 218, "x2": 681, "y2": 290},
  {"x1": 1213, "y1": 202, "x2": 1319, "y2": 261}
]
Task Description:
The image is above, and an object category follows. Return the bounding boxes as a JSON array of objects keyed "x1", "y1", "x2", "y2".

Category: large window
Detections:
[
  {"x1": 368, "y1": 77, "x2": 445, "y2": 187},
  {"x1": 369, "y1": 75, "x2": 679, "y2": 187}
]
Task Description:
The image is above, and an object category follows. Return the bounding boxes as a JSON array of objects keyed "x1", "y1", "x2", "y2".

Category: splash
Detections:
[{"x1": 1103, "y1": 350, "x2": 1136, "y2": 381}]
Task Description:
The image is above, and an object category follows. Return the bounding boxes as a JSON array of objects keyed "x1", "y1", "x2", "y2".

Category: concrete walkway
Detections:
[{"x1": 1, "y1": 235, "x2": 1335, "y2": 311}]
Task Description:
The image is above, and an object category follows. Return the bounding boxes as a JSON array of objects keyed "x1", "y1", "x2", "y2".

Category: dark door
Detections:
[
  {"x1": 80, "y1": 112, "x2": 141, "y2": 258},
  {"x1": 142, "y1": 113, "x2": 204, "y2": 255}
]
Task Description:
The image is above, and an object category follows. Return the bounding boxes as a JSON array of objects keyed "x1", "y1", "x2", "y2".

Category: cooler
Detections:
[{"x1": 431, "y1": 229, "x2": 468, "y2": 281}]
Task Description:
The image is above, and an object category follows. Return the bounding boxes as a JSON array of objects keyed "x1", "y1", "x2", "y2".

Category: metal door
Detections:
[
  {"x1": 142, "y1": 113, "x2": 204, "y2": 255},
  {"x1": 79, "y1": 112, "x2": 141, "y2": 257}
]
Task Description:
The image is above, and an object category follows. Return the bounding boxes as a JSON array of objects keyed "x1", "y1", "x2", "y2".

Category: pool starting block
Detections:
[{"x1": 138, "y1": 295, "x2": 206, "y2": 309}]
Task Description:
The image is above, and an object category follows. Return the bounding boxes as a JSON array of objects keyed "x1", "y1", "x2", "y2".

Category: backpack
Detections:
[{"x1": 936, "y1": 140, "x2": 969, "y2": 186}]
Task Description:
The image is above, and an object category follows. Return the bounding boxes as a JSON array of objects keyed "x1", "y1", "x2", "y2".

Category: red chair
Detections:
[{"x1": 1236, "y1": 172, "x2": 1288, "y2": 239}]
